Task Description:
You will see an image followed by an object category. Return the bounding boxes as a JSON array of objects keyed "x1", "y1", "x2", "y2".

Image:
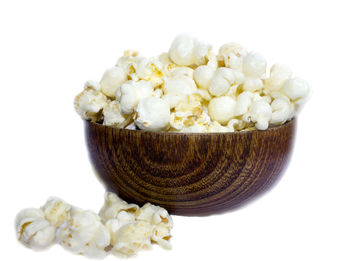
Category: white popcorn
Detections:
[
  {"x1": 244, "y1": 100, "x2": 272, "y2": 130},
  {"x1": 169, "y1": 34, "x2": 210, "y2": 66},
  {"x1": 84, "y1": 80, "x2": 100, "y2": 91},
  {"x1": 169, "y1": 111, "x2": 193, "y2": 130},
  {"x1": 270, "y1": 97, "x2": 293, "y2": 125},
  {"x1": 102, "y1": 100, "x2": 127, "y2": 126},
  {"x1": 16, "y1": 193, "x2": 174, "y2": 258},
  {"x1": 180, "y1": 123, "x2": 208, "y2": 133},
  {"x1": 135, "y1": 97, "x2": 170, "y2": 131},
  {"x1": 243, "y1": 51, "x2": 267, "y2": 78},
  {"x1": 74, "y1": 88, "x2": 108, "y2": 121},
  {"x1": 218, "y1": 42, "x2": 247, "y2": 61},
  {"x1": 135, "y1": 203, "x2": 173, "y2": 249},
  {"x1": 135, "y1": 57, "x2": 164, "y2": 86},
  {"x1": 217, "y1": 42, "x2": 247, "y2": 71},
  {"x1": 234, "y1": 91, "x2": 254, "y2": 116},
  {"x1": 75, "y1": 35, "x2": 310, "y2": 133},
  {"x1": 195, "y1": 88, "x2": 212, "y2": 101},
  {"x1": 41, "y1": 197, "x2": 71, "y2": 228},
  {"x1": 15, "y1": 208, "x2": 56, "y2": 249},
  {"x1": 163, "y1": 76, "x2": 196, "y2": 108},
  {"x1": 227, "y1": 118, "x2": 246, "y2": 131},
  {"x1": 243, "y1": 78, "x2": 264, "y2": 92},
  {"x1": 194, "y1": 65, "x2": 216, "y2": 90},
  {"x1": 171, "y1": 66, "x2": 194, "y2": 79},
  {"x1": 207, "y1": 121, "x2": 230, "y2": 132},
  {"x1": 100, "y1": 66, "x2": 127, "y2": 99},
  {"x1": 116, "y1": 50, "x2": 141, "y2": 75},
  {"x1": 151, "y1": 223, "x2": 172, "y2": 249},
  {"x1": 164, "y1": 76, "x2": 196, "y2": 96},
  {"x1": 265, "y1": 64, "x2": 293, "y2": 91},
  {"x1": 112, "y1": 221, "x2": 153, "y2": 257},
  {"x1": 208, "y1": 96, "x2": 236, "y2": 124},
  {"x1": 105, "y1": 211, "x2": 136, "y2": 246},
  {"x1": 136, "y1": 203, "x2": 173, "y2": 227},
  {"x1": 99, "y1": 192, "x2": 139, "y2": 223},
  {"x1": 209, "y1": 68, "x2": 236, "y2": 96},
  {"x1": 118, "y1": 80, "x2": 154, "y2": 114},
  {"x1": 162, "y1": 94, "x2": 182, "y2": 109},
  {"x1": 56, "y1": 208, "x2": 110, "y2": 259},
  {"x1": 282, "y1": 77, "x2": 310, "y2": 101}
]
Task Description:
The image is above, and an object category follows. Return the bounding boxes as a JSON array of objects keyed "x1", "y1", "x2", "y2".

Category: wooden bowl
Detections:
[{"x1": 85, "y1": 119, "x2": 296, "y2": 216}]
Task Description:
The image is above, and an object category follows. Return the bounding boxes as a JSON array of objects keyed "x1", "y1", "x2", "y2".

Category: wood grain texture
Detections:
[{"x1": 85, "y1": 119, "x2": 296, "y2": 216}]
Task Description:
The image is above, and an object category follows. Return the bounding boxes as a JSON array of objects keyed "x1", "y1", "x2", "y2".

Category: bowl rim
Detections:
[{"x1": 85, "y1": 118, "x2": 296, "y2": 136}]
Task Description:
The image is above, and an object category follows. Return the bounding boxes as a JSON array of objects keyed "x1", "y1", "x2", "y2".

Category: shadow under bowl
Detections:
[{"x1": 85, "y1": 119, "x2": 296, "y2": 216}]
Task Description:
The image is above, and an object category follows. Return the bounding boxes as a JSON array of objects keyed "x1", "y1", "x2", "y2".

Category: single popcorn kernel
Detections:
[
  {"x1": 41, "y1": 197, "x2": 71, "y2": 228},
  {"x1": 15, "y1": 208, "x2": 56, "y2": 249}
]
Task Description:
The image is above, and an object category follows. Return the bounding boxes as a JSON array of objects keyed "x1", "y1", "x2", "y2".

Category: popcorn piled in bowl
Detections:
[
  {"x1": 75, "y1": 34, "x2": 310, "y2": 132},
  {"x1": 15, "y1": 192, "x2": 173, "y2": 258}
]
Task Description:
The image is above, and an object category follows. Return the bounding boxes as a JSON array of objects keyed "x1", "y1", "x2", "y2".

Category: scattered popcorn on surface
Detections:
[
  {"x1": 41, "y1": 197, "x2": 71, "y2": 227},
  {"x1": 56, "y1": 208, "x2": 110, "y2": 259},
  {"x1": 99, "y1": 192, "x2": 139, "y2": 223},
  {"x1": 75, "y1": 34, "x2": 310, "y2": 132},
  {"x1": 112, "y1": 221, "x2": 153, "y2": 257},
  {"x1": 15, "y1": 208, "x2": 56, "y2": 249},
  {"x1": 16, "y1": 193, "x2": 174, "y2": 258}
]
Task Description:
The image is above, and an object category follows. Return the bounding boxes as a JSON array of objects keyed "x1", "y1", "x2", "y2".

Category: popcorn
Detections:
[
  {"x1": 100, "y1": 66, "x2": 127, "y2": 99},
  {"x1": 208, "y1": 96, "x2": 236, "y2": 124},
  {"x1": 282, "y1": 77, "x2": 310, "y2": 101},
  {"x1": 243, "y1": 78, "x2": 264, "y2": 92},
  {"x1": 105, "y1": 210, "x2": 136, "y2": 246},
  {"x1": 117, "y1": 80, "x2": 154, "y2": 114},
  {"x1": 135, "y1": 203, "x2": 173, "y2": 249},
  {"x1": 270, "y1": 97, "x2": 293, "y2": 125},
  {"x1": 164, "y1": 76, "x2": 196, "y2": 97},
  {"x1": 15, "y1": 208, "x2": 56, "y2": 249},
  {"x1": 102, "y1": 100, "x2": 127, "y2": 126},
  {"x1": 112, "y1": 221, "x2": 153, "y2": 257},
  {"x1": 99, "y1": 192, "x2": 139, "y2": 223},
  {"x1": 171, "y1": 66, "x2": 194, "y2": 79},
  {"x1": 265, "y1": 64, "x2": 292, "y2": 91},
  {"x1": 84, "y1": 80, "x2": 101, "y2": 91},
  {"x1": 209, "y1": 67, "x2": 236, "y2": 96},
  {"x1": 163, "y1": 76, "x2": 196, "y2": 108},
  {"x1": 180, "y1": 123, "x2": 208, "y2": 133},
  {"x1": 75, "y1": 34, "x2": 310, "y2": 132},
  {"x1": 116, "y1": 50, "x2": 141, "y2": 76},
  {"x1": 243, "y1": 51, "x2": 267, "y2": 78},
  {"x1": 74, "y1": 87, "x2": 108, "y2": 122},
  {"x1": 56, "y1": 208, "x2": 110, "y2": 259},
  {"x1": 234, "y1": 91, "x2": 254, "y2": 116},
  {"x1": 217, "y1": 42, "x2": 247, "y2": 70},
  {"x1": 135, "y1": 57, "x2": 164, "y2": 86},
  {"x1": 136, "y1": 203, "x2": 173, "y2": 227},
  {"x1": 169, "y1": 34, "x2": 210, "y2": 66},
  {"x1": 41, "y1": 197, "x2": 71, "y2": 227},
  {"x1": 194, "y1": 65, "x2": 216, "y2": 90},
  {"x1": 207, "y1": 121, "x2": 230, "y2": 132},
  {"x1": 135, "y1": 97, "x2": 170, "y2": 131},
  {"x1": 169, "y1": 109, "x2": 211, "y2": 131},
  {"x1": 244, "y1": 99, "x2": 272, "y2": 130},
  {"x1": 16, "y1": 193, "x2": 173, "y2": 258}
]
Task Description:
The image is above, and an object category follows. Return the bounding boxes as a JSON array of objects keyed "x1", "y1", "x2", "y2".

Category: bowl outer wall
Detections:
[{"x1": 85, "y1": 119, "x2": 296, "y2": 216}]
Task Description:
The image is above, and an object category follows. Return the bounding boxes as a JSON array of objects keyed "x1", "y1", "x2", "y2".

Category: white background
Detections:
[{"x1": 1, "y1": 0, "x2": 349, "y2": 260}]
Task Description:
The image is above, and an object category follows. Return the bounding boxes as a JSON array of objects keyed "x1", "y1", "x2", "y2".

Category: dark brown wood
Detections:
[{"x1": 85, "y1": 119, "x2": 296, "y2": 216}]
